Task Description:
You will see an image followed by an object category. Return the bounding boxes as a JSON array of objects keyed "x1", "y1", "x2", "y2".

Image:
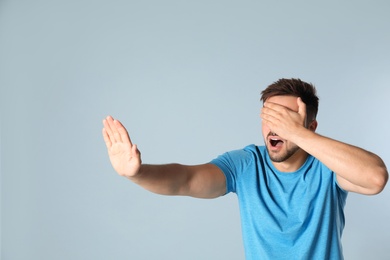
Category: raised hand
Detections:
[{"x1": 102, "y1": 116, "x2": 141, "y2": 178}]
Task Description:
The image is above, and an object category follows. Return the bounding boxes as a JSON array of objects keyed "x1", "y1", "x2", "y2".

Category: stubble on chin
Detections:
[{"x1": 267, "y1": 144, "x2": 300, "y2": 163}]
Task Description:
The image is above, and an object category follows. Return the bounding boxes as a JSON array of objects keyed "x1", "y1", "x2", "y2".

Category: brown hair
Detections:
[{"x1": 261, "y1": 78, "x2": 319, "y2": 121}]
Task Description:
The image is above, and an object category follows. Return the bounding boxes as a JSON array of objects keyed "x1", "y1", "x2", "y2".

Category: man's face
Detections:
[{"x1": 261, "y1": 95, "x2": 302, "y2": 163}]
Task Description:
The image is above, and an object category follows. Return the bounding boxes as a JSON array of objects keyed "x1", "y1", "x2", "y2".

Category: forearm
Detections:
[
  {"x1": 128, "y1": 164, "x2": 190, "y2": 196},
  {"x1": 292, "y1": 128, "x2": 388, "y2": 194},
  {"x1": 127, "y1": 163, "x2": 226, "y2": 198},
  {"x1": 102, "y1": 117, "x2": 224, "y2": 197}
]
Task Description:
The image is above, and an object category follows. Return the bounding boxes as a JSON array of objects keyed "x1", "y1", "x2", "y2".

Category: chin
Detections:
[{"x1": 267, "y1": 146, "x2": 300, "y2": 163}]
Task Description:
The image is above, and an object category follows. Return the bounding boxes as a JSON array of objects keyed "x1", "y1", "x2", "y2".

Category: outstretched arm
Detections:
[
  {"x1": 261, "y1": 98, "x2": 388, "y2": 195},
  {"x1": 102, "y1": 116, "x2": 226, "y2": 198}
]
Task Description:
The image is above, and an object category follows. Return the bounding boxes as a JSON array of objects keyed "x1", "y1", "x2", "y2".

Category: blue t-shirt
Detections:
[{"x1": 211, "y1": 145, "x2": 348, "y2": 260}]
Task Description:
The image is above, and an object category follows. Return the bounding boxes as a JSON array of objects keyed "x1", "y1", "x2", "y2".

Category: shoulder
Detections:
[
  {"x1": 225, "y1": 144, "x2": 265, "y2": 161},
  {"x1": 243, "y1": 144, "x2": 263, "y2": 153},
  {"x1": 210, "y1": 144, "x2": 266, "y2": 170},
  {"x1": 210, "y1": 145, "x2": 266, "y2": 193}
]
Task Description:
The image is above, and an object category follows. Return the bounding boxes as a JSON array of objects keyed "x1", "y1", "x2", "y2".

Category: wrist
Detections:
[{"x1": 289, "y1": 126, "x2": 315, "y2": 146}]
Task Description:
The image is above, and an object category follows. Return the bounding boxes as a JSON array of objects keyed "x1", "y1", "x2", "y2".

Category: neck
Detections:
[{"x1": 272, "y1": 149, "x2": 309, "y2": 173}]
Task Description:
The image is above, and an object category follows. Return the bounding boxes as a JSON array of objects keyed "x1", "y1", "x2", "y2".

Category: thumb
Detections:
[
  {"x1": 297, "y1": 97, "x2": 307, "y2": 126},
  {"x1": 132, "y1": 144, "x2": 142, "y2": 162},
  {"x1": 297, "y1": 97, "x2": 306, "y2": 116}
]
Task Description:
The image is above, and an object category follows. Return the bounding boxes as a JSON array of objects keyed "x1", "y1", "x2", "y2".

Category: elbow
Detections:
[{"x1": 369, "y1": 166, "x2": 388, "y2": 195}]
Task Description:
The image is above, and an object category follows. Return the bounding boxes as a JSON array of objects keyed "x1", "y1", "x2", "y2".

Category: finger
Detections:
[
  {"x1": 260, "y1": 113, "x2": 275, "y2": 126},
  {"x1": 106, "y1": 116, "x2": 123, "y2": 143},
  {"x1": 262, "y1": 103, "x2": 287, "y2": 123},
  {"x1": 103, "y1": 117, "x2": 116, "y2": 144},
  {"x1": 260, "y1": 112, "x2": 277, "y2": 132},
  {"x1": 263, "y1": 101, "x2": 285, "y2": 112},
  {"x1": 261, "y1": 107, "x2": 280, "y2": 122},
  {"x1": 260, "y1": 117, "x2": 276, "y2": 134},
  {"x1": 114, "y1": 119, "x2": 133, "y2": 146},
  {"x1": 102, "y1": 127, "x2": 112, "y2": 148}
]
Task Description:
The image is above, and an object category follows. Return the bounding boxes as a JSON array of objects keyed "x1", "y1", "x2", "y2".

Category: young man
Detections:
[{"x1": 102, "y1": 78, "x2": 388, "y2": 259}]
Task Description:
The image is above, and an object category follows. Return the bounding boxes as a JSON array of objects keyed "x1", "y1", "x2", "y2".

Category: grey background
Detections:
[{"x1": 1, "y1": 0, "x2": 389, "y2": 259}]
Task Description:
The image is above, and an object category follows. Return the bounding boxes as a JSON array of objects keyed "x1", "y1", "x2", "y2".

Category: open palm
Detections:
[{"x1": 102, "y1": 116, "x2": 141, "y2": 177}]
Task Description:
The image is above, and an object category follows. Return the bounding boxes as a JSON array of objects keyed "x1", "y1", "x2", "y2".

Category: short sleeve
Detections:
[{"x1": 210, "y1": 146, "x2": 255, "y2": 194}]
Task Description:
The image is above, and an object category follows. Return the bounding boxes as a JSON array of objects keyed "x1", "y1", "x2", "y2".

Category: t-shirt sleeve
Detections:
[{"x1": 210, "y1": 147, "x2": 253, "y2": 194}]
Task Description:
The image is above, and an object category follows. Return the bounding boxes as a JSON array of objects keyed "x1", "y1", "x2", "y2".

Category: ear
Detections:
[{"x1": 308, "y1": 120, "x2": 318, "y2": 132}]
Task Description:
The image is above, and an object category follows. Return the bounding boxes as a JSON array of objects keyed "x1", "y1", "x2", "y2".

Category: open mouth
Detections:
[{"x1": 269, "y1": 137, "x2": 284, "y2": 147}]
